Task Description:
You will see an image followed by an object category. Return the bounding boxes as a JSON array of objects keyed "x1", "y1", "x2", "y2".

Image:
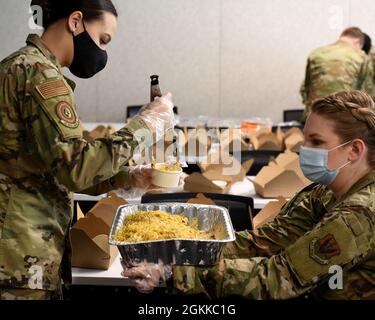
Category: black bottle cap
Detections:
[{"x1": 150, "y1": 75, "x2": 159, "y2": 85}]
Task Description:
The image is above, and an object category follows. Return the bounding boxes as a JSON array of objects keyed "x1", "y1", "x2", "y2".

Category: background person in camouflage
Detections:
[
  {"x1": 370, "y1": 47, "x2": 375, "y2": 100},
  {"x1": 124, "y1": 91, "x2": 375, "y2": 300},
  {"x1": 362, "y1": 33, "x2": 375, "y2": 101},
  {"x1": 362, "y1": 33, "x2": 372, "y2": 55},
  {"x1": 300, "y1": 27, "x2": 374, "y2": 119},
  {"x1": 0, "y1": 0, "x2": 176, "y2": 300}
]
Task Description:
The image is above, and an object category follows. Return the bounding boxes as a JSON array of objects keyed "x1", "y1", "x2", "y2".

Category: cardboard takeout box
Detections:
[
  {"x1": 184, "y1": 152, "x2": 254, "y2": 193},
  {"x1": 252, "y1": 151, "x2": 311, "y2": 198},
  {"x1": 283, "y1": 127, "x2": 305, "y2": 153},
  {"x1": 71, "y1": 192, "x2": 128, "y2": 270},
  {"x1": 253, "y1": 196, "x2": 288, "y2": 229},
  {"x1": 250, "y1": 127, "x2": 284, "y2": 151}
]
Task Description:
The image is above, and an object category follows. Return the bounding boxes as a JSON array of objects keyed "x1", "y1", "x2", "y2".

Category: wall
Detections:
[{"x1": 0, "y1": 0, "x2": 374, "y2": 123}]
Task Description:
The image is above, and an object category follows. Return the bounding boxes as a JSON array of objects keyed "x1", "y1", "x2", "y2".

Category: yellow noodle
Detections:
[
  {"x1": 156, "y1": 163, "x2": 181, "y2": 172},
  {"x1": 115, "y1": 210, "x2": 212, "y2": 242}
]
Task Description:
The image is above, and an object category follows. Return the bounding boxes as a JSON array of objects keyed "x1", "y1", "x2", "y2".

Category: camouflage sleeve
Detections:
[
  {"x1": 173, "y1": 204, "x2": 374, "y2": 300},
  {"x1": 300, "y1": 80, "x2": 307, "y2": 104},
  {"x1": 300, "y1": 59, "x2": 312, "y2": 104},
  {"x1": 358, "y1": 55, "x2": 374, "y2": 95},
  {"x1": 27, "y1": 74, "x2": 152, "y2": 192},
  {"x1": 222, "y1": 184, "x2": 319, "y2": 259},
  {"x1": 301, "y1": 59, "x2": 312, "y2": 119},
  {"x1": 78, "y1": 167, "x2": 132, "y2": 196}
]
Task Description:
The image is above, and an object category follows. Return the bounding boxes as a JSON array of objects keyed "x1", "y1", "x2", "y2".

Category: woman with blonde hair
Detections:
[{"x1": 124, "y1": 90, "x2": 375, "y2": 300}]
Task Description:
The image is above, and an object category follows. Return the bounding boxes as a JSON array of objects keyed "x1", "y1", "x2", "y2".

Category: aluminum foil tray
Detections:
[{"x1": 109, "y1": 203, "x2": 236, "y2": 266}]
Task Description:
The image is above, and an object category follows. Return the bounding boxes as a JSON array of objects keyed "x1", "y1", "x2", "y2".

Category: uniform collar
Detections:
[
  {"x1": 338, "y1": 170, "x2": 375, "y2": 201},
  {"x1": 26, "y1": 34, "x2": 61, "y2": 71},
  {"x1": 26, "y1": 34, "x2": 76, "y2": 90},
  {"x1": 335, "y1": 39, "x2": 356, "y2": 49}
]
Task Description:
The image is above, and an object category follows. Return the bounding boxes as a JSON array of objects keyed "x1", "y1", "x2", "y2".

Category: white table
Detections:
[
  {"x1": 72, "y1": 255, "x2": 166, "y2": 287},
  {"x1": 228, "y1": 177, "x2": 273, "y2": 209},
  {"x1": 72, "y1": 255, "x2": 132, "y2": 286}
]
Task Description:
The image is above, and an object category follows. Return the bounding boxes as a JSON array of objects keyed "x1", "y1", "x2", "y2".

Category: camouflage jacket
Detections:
[
  {"x1": 0, "y1": 34, "x2": 152, "y2": 291},
  {"x1": 173, "y1": 171, "x2": 375, "y2": 300},
  {"x1": 300, "y1": 40, "x2": 374, "y2": 118},
  {"x1": 370, "y1": 47, "x2": 375, "y2": 100}
]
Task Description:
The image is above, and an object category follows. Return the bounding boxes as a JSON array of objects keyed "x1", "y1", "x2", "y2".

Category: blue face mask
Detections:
[{"x1": 299, "y1": 141, "x2": 352, "y2": 185}]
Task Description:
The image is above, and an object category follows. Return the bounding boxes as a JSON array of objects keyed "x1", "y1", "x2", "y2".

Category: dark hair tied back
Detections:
[{"x1": 30, "y1": 0, "x2": 118, "y2": 29}]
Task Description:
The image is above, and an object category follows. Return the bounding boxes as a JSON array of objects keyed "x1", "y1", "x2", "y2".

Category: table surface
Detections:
[{"x1": 72, "y1": 255, "x2": 132, "y2": 286}]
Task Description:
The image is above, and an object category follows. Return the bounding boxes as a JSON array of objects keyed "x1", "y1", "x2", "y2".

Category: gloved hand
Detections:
[
  {"x1": 128, "y1": 165, "x2": 153, "y2": 189},
  {"x1": 111, "y1": 165, "x2": 153, "y2": 190},
  {"x1": 121, "y1": 261, "x2": 173, "y2": 294},
  {"x1": 136, "y1": 93, "x2": 176, "y2": 140}
]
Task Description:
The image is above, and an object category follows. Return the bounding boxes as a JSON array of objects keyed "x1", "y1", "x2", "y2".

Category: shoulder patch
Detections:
[
  {"x1": 42, "y1": 69, "x2": 59, "y2": 79},
  {"x1": 310, "y1": 234, "x2": 341, "y2": 265},
  {"x1": 36, "y1": 78, "x2": 70, "y2": 100},
  {"x1": 285, "y1": 215, "x2": 359, "y2": 286},
  {"x1": 55, "y1": 101, "x2": 79, "y2": 129}
]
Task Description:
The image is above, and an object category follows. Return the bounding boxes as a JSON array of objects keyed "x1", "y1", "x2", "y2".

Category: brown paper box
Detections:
[
  {"x1": 182, "y1": 128, "x2": 212, "y2": 157},
  {"x1": 186, "y1": 193, "x2": 216, "y2": 205},
  {"x1": 252, "y1": 151, "x2": 311, "y2": 198},
  {"x1": 71, "y1": 192, "x2": 128, "y2": 270},
  {"x1": 275, "y1": 151, "x2": 310, "y2": 185},
  {"x1": 219, "y1": 128, "x2": 249, "y2": 152},
  {"x1": 251, "y1": 127, "x2": 284, "y2": 151},
  {"x1": 199, "y1": 157, "x2": 254, "y2": 183},
  {"x1": 184, "y1": 172, "x2": 232, "y2": 193},
  {"x1": 184, "y1": 157, "x2": 254, "y2": 193},
  {"x1": 284, "y1": 128, "x2": 304, "y2": 152},
  {"x1": 253, "y1": 196, "x2": 287, "y2": 229}
]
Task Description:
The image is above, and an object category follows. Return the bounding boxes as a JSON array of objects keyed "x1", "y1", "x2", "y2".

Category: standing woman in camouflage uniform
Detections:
[
  {"x1": 0, "y1": 0, "x2": 175, "y2": 300},
  {"x1": 125, "y1": 91, "x2": 375, "y2": 300}
]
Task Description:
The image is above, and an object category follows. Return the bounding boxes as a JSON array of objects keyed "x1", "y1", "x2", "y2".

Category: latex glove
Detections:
[
  {"x1": 128, "y1": 165, "x2": 153, "y2": 189},
  {"x1": 121, "y1": 261, "x2": 172, "y2": 294},
  {"x1": 111, "y1": 165, "x2": 153, "y2": 190},
  {"x1": 136, "y1": 93, "x2": 176, "y2": 141},
  {"x1": 179, "y1": 172, "x2": 189, "y2": 186}
]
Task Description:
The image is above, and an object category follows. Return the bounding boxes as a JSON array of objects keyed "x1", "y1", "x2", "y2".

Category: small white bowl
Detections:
[{"x1": 152, "y1": 164, "x2": 183, "y2": 188}]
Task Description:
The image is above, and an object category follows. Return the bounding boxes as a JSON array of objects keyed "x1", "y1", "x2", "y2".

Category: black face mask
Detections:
[{"x1": 69, "y1": 22, "x2": 108, "y2": 79}]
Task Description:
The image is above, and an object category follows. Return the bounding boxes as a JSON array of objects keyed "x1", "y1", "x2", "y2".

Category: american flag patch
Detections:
[{"x1": 36, "y1": 79, "x2": 70, "y2": 100}]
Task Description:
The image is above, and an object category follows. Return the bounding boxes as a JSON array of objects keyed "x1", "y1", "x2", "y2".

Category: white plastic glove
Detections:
[
  {"x1": 112, "y1": 165, "x2": 153, "y2": 190},
  {"x1": 136, "y1": 93, "x2": 176, "y2": 141},
  {"x1": 121, "y1": 261, "x2": 172, "y2": 294},
  {"x1": 128, "y1": 165, "x2": 153, "y2": 189}
]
